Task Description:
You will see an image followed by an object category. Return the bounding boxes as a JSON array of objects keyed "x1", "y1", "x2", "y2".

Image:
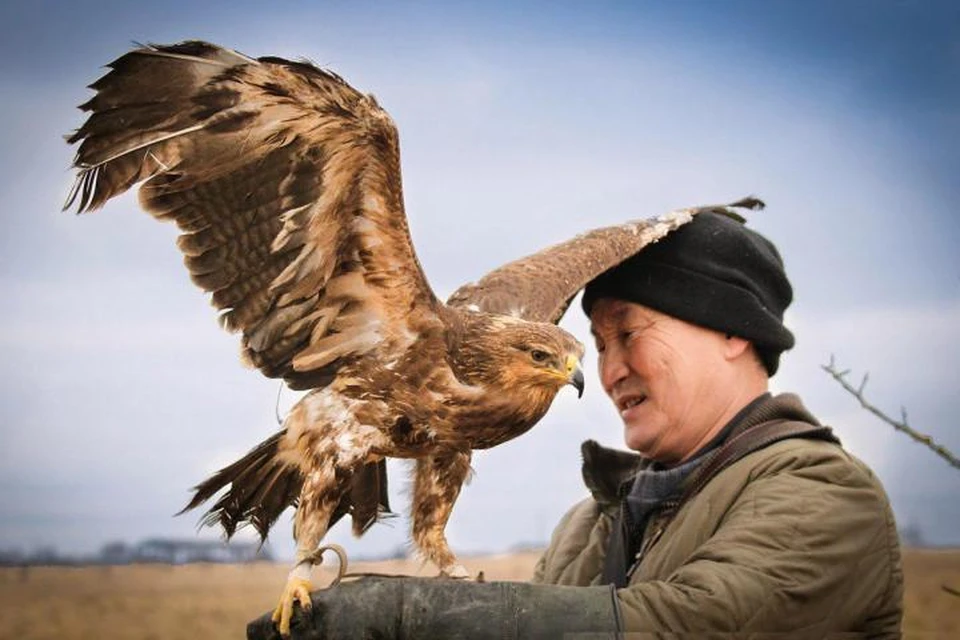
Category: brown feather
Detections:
[
  {"x1": 180, "y1": 431, "x2": 301, "y2": 541},
  {"x1": 65, "y1": 41, "x2": 443, "y2": 390},
  {"x1": 446, "y1": 197, "x2": 765, "y2": 324},
  {"x1": 346, "y1": 460, "x2": 393, "y2": 536},
  {"x1": 182, "y1": 432, "x2": 393, "y2": 542}
]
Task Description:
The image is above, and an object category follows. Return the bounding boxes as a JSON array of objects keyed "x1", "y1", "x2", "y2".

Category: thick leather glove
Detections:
[{"x1": 247, "y1": 576, "x2": 621, "y2": 639}]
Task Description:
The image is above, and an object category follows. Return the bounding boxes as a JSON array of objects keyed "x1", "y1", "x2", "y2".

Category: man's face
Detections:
[{"x1": 589, "y1": 298, "x2": 735, "y2": 463}]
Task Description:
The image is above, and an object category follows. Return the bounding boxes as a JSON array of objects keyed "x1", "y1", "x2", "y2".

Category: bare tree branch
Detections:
[{"x1": 822, "y1": 355, "x2": 960, "y2": 471}]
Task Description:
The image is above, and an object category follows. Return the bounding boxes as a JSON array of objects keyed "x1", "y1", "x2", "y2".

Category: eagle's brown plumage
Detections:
[{"x1": 65, "y1": 40, "x2": 764, "y2": 633}]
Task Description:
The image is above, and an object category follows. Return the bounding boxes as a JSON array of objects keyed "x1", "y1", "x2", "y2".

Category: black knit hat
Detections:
[{"x1": 581, "y1": 212, "x2": 794, "y2": 375}]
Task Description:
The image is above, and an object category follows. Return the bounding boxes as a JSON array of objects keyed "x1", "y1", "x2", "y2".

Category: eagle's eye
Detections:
[{"x1": 530, "y1": 349, "x2": 550, "y2": 364}]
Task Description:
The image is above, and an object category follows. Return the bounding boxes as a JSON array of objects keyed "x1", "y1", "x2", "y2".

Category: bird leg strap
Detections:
[
  {"x1": 303, "y1": 543, "x2": 476, "y2": 584},
  {"x1": 300, "y1": 544, "x2": 349, "y2": 588}
]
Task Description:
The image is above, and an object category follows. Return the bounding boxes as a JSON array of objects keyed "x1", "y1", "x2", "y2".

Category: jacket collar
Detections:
[{"x1": 580, "y1": 392, "x2": 825, "y2": 510}]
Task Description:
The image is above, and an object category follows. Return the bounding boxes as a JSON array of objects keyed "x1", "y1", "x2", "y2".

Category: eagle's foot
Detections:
[
  {"x1": 438, "y1": 563, "x2": 470, "y2": 579},
  {"x1": 271, "y1": 575, "x2": 312, "y2": 638},
  {"x1": 272, "y1": 544, "x2": 348, "y2": 636}
]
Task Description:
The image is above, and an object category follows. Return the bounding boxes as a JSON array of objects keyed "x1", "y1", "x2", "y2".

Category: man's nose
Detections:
[{"x1": 598, "y1": 345, "x2": 629, "y2": 395}]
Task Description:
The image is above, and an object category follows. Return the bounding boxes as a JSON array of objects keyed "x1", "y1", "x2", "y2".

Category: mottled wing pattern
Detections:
[
  {"x1": 446, "y1": 197, "x2": 765, "y2": 324},
  {"x1": 65, "y1": 41, "x2": 441, "y2": 389}
]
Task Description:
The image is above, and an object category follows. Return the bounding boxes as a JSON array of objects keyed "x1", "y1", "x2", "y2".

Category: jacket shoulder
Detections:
[
  {"x1": 732, "y1": 433, "x2": 885, "y2": 490},
  {"x1": 625, "y1": 432, "x2": 903, "y2": 634}
]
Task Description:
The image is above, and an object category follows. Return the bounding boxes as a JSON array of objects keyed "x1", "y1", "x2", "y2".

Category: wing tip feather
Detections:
[{"x1": 729, "y1": 195, "x2": 766, "y2": 211}]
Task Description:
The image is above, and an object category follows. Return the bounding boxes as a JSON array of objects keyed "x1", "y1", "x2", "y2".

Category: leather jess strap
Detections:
[{"x1": 678, "y1": 420, "x2": 839, "y2": 506}]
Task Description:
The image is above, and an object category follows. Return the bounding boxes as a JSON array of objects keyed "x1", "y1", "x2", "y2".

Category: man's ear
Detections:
[{"x1": 723, "y1": 334, "x2": 753, "y2": 361}]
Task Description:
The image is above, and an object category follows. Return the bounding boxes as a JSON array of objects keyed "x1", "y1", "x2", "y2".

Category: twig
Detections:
[{"x1": 822, "y1": 355, "x2": 959, "y2": 470}]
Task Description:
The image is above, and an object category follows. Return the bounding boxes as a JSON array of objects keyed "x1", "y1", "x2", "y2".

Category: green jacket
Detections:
[{"x1": 532, "y1": 393, "x2": 903, "y2": 638}]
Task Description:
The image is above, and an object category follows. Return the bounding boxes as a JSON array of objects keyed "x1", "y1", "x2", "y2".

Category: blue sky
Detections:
[{"x1": 1, "y1": 1, "x2": 957, "y2": 561}]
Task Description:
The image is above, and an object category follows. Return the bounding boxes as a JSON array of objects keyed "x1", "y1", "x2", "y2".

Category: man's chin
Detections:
[{"x1": 623, "y1": 425, "x2": 661, "y2": 457}]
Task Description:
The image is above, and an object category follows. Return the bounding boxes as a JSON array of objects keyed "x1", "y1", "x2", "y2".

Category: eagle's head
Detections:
[{"x1": 480, "y1": 315, "x2": 585, "y2": 400}]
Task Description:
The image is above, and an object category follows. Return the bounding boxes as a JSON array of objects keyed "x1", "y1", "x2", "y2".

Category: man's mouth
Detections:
[{"x1": 617, "y1": 394, "x2": 647, "y2": 414}]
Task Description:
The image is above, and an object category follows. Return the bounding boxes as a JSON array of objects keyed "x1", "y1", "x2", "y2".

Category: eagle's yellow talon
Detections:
[
  {"x1": 272, "y1": 576, "x2": 313, "y2": 637},
  {"x1": 440, "y1": 563, "x2": 470, "y2": 579}
]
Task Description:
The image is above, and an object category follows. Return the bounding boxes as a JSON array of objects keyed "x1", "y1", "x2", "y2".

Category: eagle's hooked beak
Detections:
[{"x1": 565, "y1": 354, "x2": 585, "y2": 398}]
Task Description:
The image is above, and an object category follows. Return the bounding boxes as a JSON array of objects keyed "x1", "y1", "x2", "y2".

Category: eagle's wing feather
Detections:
[
  {"x1": 66, "y1": 41, "x2": 440, "y2": 389},
  {"x1": 447, "y1": 197, "x2": 765, "y2": 324}
]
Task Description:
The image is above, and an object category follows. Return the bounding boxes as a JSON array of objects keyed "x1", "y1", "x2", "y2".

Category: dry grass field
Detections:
[{"x1": 1, "y1": 549, "x2": 956, "y2": 639}]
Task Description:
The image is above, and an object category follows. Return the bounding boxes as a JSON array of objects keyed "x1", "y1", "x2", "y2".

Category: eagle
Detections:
[{"x1": 64, "y1": 40, "x2": 763, "y2": 635}]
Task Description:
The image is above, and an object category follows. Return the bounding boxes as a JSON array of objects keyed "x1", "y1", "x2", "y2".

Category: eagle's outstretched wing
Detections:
[
  {"x1": 446, "y1": 197, "x2": 765, "y2": 323},
  {"x1": 66, "y1": 41, "x2": 440, "y2": 390}
]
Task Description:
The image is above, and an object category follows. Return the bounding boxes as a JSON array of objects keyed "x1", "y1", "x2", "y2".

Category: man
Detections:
[
  {"x1": 249, "y1": 212, "x2": 903, "y2": 639},
  {"x1": 530, "y1": 211, "x2": 904, "y2": 637}
]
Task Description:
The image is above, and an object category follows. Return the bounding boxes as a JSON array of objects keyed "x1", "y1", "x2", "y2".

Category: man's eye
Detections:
[{"x1": 531, "y1": 349, "x2": 550, "y2": 363}]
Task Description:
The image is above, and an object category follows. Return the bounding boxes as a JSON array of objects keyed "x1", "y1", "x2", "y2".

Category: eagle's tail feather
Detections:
[
  {"x1": 179, "y1": 430, "x2": 393, "y2": 543},
  {"x1": 179, "y1": 430, "x2": 301, "y2": 542},
  {"x1": 347, "y1": 457, "x2": 393, "y2": 536}
]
